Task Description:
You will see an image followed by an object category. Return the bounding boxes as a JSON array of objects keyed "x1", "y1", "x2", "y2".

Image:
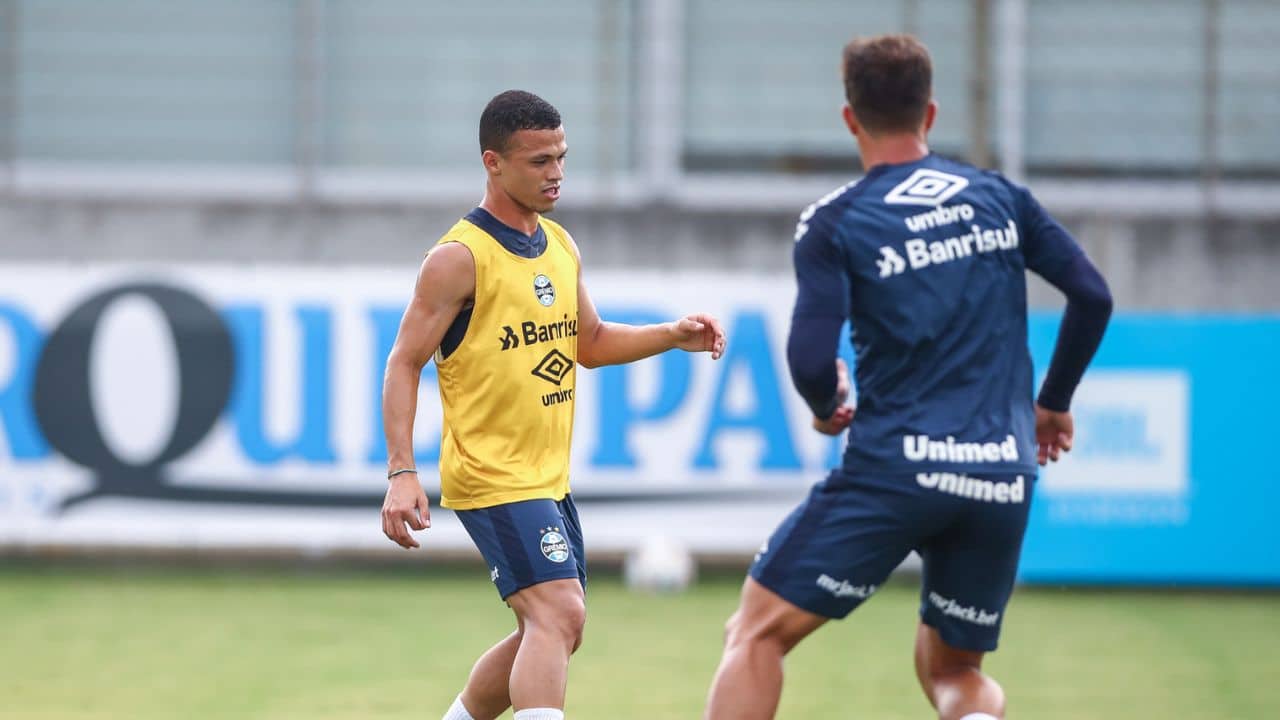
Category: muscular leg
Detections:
[
  {"x1": 914, "y1": 622, "x2": 1005, "y2": 720},
  {"x1": 704, "y1": 577, "x2": 828, "y2": 720},
  {"x1": 505, "y1": 578, "x2": 587, "y2": 712},
  {"x1": 456, "y1": 624, "x2": 524, "y2": 720}
]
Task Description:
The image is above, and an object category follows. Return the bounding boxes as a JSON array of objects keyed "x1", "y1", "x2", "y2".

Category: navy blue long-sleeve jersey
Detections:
[{"x1": 789, "y1": 153, "x2": 1111, "y2": 476}]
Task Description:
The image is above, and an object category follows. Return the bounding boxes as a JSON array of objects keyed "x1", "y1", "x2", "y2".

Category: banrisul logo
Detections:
[
  {"x1": 540, "y1": 526, "x2": 570, "y2": 563},
  {"x1": 534, "y1": 274, "x2": 555, "y2": 307},
  {"x1": 498, "y1": 315, "x2": 578, "y2": 352},
  {"x1": 876, "y1": 219, "x2": 1020, "y2": 278},
  {"x1": 876, "y1": 247, "x2": 907, "y2": 278},
  {"x1": 884, "y1": 169, "x2": 969, "y2": 206}
]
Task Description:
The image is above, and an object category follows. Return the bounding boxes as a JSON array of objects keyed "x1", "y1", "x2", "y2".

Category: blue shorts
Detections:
[
  {"x1": 455, "y1": 495, "x2": 586, "y2": 601},
  {"x1": 750, "y1": 471, "x2": 1034, "y2": 652}
]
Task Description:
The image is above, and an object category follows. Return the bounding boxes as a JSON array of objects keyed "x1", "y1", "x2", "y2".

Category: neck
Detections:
[
  {"x1": 857, "y1": 132, "x2": 930, "y2": 171},
  {"x1": 480, "y1": 184, "x2": 539, "y2": 235}
]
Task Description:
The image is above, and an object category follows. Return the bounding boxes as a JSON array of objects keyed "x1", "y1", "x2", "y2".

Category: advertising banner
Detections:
[{"x1": 0, "y1": 265, "x2": 1274, "y2": 584}]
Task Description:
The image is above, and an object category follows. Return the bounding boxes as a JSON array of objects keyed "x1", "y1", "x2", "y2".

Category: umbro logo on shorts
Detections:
[{"x1": 884, "y1": 169, "x2": 969, "y2": 207}]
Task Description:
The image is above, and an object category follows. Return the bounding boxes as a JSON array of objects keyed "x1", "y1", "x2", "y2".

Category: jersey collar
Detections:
[{"x1": 465, "y1": 207, "x2": 548, "y2": 259}]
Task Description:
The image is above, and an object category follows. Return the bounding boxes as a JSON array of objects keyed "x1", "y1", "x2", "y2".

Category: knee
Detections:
[
  {"x1": 527, "y1": 594, "x2": 586, "y2": 653},
  {"x1": 917, "y1": 638, "x2": 987, "y2": 685},
  {"x1": 565, "y1": 599, "x2": 587, "y2": 653},
  {"x1": 723, "y1": 610, "x2": 788, "y2": 655},
  {"x1": 723, "y1": 610, "x2": 748, "y2": 647},
  {"x1": 922, "y1": 662, "x2": 1005, "y2": 719}
]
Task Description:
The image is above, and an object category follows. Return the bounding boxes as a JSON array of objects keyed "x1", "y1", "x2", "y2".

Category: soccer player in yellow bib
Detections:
[{"x1": 380, "y1": 90, "x2": 726, "y2": 720}]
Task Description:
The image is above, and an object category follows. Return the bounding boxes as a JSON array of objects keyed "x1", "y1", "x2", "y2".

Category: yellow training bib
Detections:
[{"x1": 433, "y1": 212, "x2": 579, "y2": 510}]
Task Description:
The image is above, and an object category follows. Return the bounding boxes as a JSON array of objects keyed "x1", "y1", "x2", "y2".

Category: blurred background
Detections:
[{"x1": 1, "y1": 1, "x2": 1278, "y2": 718}]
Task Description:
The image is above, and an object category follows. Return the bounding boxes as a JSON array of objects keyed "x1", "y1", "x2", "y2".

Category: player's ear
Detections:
[
  {"x1": 842, "y1": 104, "x2": 860, "y2": 137},
  {"x1": 922, "y1": 101, "x2": 938, "y2": 133},
  {"x1": 481, "y1": 149, "x2": 503, "y2": 176}
]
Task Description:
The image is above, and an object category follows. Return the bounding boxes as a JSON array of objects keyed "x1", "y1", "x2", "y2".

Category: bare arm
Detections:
[
  {"x1": 380, "y1": 242, "x2": 474, "y2": 548},
  {"x1": 570, "y1": 237, "x2": 726, "y2": 368}
]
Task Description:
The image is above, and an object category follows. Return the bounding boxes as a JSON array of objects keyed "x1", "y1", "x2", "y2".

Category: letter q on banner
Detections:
[{"x1": 33, "y1": 283, "x2": 234, "y2": 507}]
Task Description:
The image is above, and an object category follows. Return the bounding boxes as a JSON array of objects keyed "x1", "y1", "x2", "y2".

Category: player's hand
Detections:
[
  {"x1": 813, "y1": 405, "x2": 854, "y2": 435},
  {"x1": 669, "y1": 313, "x2": 726, "y2": 360},
  {"x1": 381, "y1": 474, "x2": 431, "y2": 549},
  {"x1": 813, "y1": 359, "x2": 854, "y2": 435},
  {"x1": 1035, "y1": 404, "x2": 1074, "y2": 466}
]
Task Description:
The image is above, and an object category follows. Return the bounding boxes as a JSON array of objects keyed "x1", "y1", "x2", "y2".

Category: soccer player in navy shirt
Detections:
[{"x1": 704, "y1": 35, "x2": 1112, "y2": 720}]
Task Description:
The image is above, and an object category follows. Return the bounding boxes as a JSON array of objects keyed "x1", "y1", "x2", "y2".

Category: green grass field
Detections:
[{"x1": 1, "y1": 564, "x2": 1277, "y2": 719}]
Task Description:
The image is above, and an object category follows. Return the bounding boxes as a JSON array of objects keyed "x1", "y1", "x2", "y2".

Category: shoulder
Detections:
[
  {"x1": 794, "y1": 179, "x2": 863, "y2": 244},
  {"x1": 427, "y1": 239, "x2": 474, "y2": 266},
  {"x1": 405, "y1": 240, "x2": 475, "y2": 307},
  {"x1": 940, "y1": 157, "x2": 1029, "y2": 204},
  {"x1": 970, "y1": 167, "x2": 1048, "y2": 222},
  {"x1": 975, "y1": 166, "x2": 1024, "y2": 196},
  {"x1": 436, "y1": 217, "x2": 485, "y2": 251},
  {"x1": 427, "y1": 220, "x2": 478, "y2": 276}
]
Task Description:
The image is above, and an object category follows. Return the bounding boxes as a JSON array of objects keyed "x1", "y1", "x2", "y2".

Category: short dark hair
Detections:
[
  {"x1": 841, "y1": 34, "x2": 932, "y2": 134},
  {"x1": 479, "y1": 90, "x2": 562, "y2": 154}
]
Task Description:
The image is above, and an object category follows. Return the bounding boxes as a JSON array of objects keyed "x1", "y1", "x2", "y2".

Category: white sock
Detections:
[
  {"x1": 442, "y1": 695, "x2": 476, "y2": 720},
  {"x1": 513, "y1": 709, "x2": 564, "y2": 720},
  {"x1": 959, "y1": 714, "x2": 999, "y2": 720}
]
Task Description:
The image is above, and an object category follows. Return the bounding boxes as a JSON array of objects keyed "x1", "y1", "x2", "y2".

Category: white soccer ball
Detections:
[{"x1": 623, "y1": 535, "x2": 697, "y2": 594}]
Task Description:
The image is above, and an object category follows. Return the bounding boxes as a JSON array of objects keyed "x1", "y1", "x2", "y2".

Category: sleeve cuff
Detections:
[
  {"x1": 1036, "y1": 388, "x2": 1071, "y2": 413},
  {"x1": 812, "y1": 394, "x2": 841, "y2": 421}
]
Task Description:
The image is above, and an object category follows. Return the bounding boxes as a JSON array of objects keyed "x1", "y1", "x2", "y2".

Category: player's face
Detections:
[{"x1": 496, "y1": 127, "x2": 567, "y2": 214}]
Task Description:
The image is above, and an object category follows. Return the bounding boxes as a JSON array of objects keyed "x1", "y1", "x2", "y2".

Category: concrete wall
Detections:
[{"x1": 2, "y1": 197, "x2": 1277, "y2": 310}]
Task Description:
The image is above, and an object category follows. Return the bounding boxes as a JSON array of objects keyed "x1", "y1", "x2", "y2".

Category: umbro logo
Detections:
[
  {"x1": 531, "y1": 349, "x2": 573, "y2": 386},
  {"x1": 884, "y1": 169, "x2": 969, "y2": 207}
]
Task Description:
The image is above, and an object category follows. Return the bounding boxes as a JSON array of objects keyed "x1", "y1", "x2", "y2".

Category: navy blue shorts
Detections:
[
  {"x1": 750, "y1": 471, "x2": 1033, "y2": 652},
  {"x1": 455, "y1": 495, "x2": 586, "y2": 601}
]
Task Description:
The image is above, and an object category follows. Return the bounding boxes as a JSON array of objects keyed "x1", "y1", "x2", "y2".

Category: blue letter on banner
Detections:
[
  {"x1": 590, "y1": 310, "x2": 691, "y2": 468},
  {"x1": 0, "y1": 304, "x2": 50, "y2": 459},
  {"x1": 225, "y1": 306, "x2": 337, "y2": 464},
  {"x1": 694, "y1": 311, "x2": 800, "y2": 470}
]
